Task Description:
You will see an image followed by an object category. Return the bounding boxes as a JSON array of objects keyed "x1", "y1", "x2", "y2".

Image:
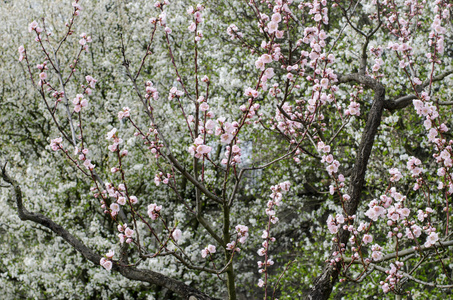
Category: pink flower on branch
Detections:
[{"x1": 201, "y1": 245, "x2": 216, "y2": 258}]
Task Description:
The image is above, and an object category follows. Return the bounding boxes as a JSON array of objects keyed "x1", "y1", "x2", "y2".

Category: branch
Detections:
[
  {"x1": 120, "y1": 43, "x2": 222, "y2": 206},
  {"x1": 54, "y1": 51, "x2": 77, "y2": 146},
  {"x1": 309, "y1": 73, "x2": 386, "y2": 299},
  {"x1": 384, "y1": 70, "x2": 453, "y2": 110},
  {"x1": 337, "y1": 72, "x2": 384, "y2": 90},
  {"x1": 344, "y1": 239, "x2": 453, "y2": 264},
  {"x1": 371, "y1": 263, "x2": 453, "y2": 289},
  {"x1": 0, "y1": 162, "x2": 217, "y2": 300}
]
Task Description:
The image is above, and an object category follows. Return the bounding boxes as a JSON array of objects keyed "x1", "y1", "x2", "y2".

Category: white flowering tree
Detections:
[{"x1": 1, "y1": 0, "x2": 453, "y2": 299}]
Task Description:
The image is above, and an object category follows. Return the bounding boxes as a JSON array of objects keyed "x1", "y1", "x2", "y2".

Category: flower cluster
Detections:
[
  {"x1": 117, "y1": 224, "x2": 135, "y2": 244},
  {"x1": 106, "y1": 128, "x2": 123, "y2": 152},
  {"x1": 226, "y1": 24, "x2": 243, "y2": 40},
  {"x1": 18, "y1": 45, "x2": 25, "y2": 62},
  {"x1": 257, "y1": 181, "x2": 290, "y2": 286},
  {"x1": 147, "y1": 203, "x2": 162, "y2": 220},
  {"x1": 406, "y1": 156, "x2": 423, "y2": 178},
  {"x1": 369, "y1": 46, "x2": 385, "y2": 77},
  {"x1": 345, "y1": 101, "x2": 360, "y2": 116},
  {"x1": 326, "y1": 214, "x2": 344, "y2": 235},
  {"x1": 226, "y1": 226, "x2": 248, "y2": 252},
  {"x1": 78, "y1": 32, "x2": 92, "y2": 51},
  {"x1": 103, "y1": 183, "x2": 137, "y2": 216},
  {"x1": 388, "y1": 168, "x2": 403, "y2": 182},
  {"x1": 72, "y1": 0, "x2": 82, "y2": 14},
  {"x1": 201, "y1": 244, "x2": 216, "y2": 258},
  {"x1": 100, "y1": 250, "x2": 114, "y2": 271},
  {"x1": 258, "y1": 67, "x2": 275, "y2": 91},
  {"x1": 221, "y1": 144, "x2": 242, "y2": 165},
  {"x1": 153, "y1": 172, "x2": 171, "y2": 186},
  {"x1": 76, "y1": 147, "x2": 95, "y2": 171},
  {"x1": 273, "y1": 103, "x2": 302, "y2": 137},
  {"x1": 424, "y1": 231, "x2": 439, "y2": 248},
  {"x1": 255, "y1": 53, "x2": 275, "y2": 71},
  {"x1": 28, "y1": 20, "x2": 43, "y2": 34},
  {"x1": 187, "y1": 4, "x2": 204, "y2": 41},
  {"x1": 84, "y1": 75, "x2": 97, "y2": 95},
  {"x1": 188, "y1": 136, "x2": 212, "y2": 159},
  {"x1": 168, "y1": 87, "x2": 184, "y2": 100},
  {"x1": 240, "y1": 102, "x2": 261, "y2": 120},
  {"x1": 36, "y1": 62, "x2": 48, "y2": 84},
  {"x1": 370, "y1": 244, "x2": 383, "y2": 261},
  {"x1": 318, "y1": 141, "x2": 341, "y2": 176},
  {"x1": 145, "y1": 81, "x2": 159, "y2": 100},
  {"x1": 244, "y1": 87, "x2": 259, "y2": 99},
  {"x1": 215, "y1": 117, "x2": 238, "y2": 145},
  {"x1": 197, "y1": 96, "x2": 209, "y2": 111},
  {"x1": 235, "y1": 225, "x2": 249, "y2": 244},
  {"x1": 381, "y1": 261, "x2": 404, "y2": 293},
  {"x1": 118, "y1": 107, "x2": 131, "y2": 120},
  {"x1": 72, "y1": 94, "x2": 88, "y2": 112},
  {"x1": 49, "y1": 137, "x2": 63, "y2": 151}
]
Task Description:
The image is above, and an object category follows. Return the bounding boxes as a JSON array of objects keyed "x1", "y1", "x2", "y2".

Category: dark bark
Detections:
[
  {"x1": 307, "y1": 73, "x2": 385, "y2": 300},
  {"x1": 1, "y1": 163, "x2": 217, "y2": 300}
]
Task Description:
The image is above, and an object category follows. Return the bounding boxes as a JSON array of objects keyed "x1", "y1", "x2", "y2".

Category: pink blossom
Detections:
[
  {"x1": 39, "y1": 72, "x2": 47, "y2": 81},
  {"x1": 108, "y1": 144, "x2": 117, "y2": 152},
  {"x1": 118, "y1": 234, "x2": 125, "y2": 244},
  {"x1": 327, "y1": 215, "x2": 339, "y2": 234},
  {"x1": 106, "y1": 128, "x2": 117, "y2": 140},
  {"x1": 199, "y1": 102, "x2": 209, "y2": 111},
  {"x1": 220, "y1": 133, "x2": 234, "y2": 144},
  {"x1": 117, "y1": 197, "x2": 126, "y2": 205},
  {"x1": 255, "y1": 59, "x2": 265, "y2": 70},
  {"x1": 148, "y1": 203, "x2": 162, "y2": 220},
  {"x1": 50, "y1": 137, "x2": 63, "y2": 151},
  {"x1": 205, "y1": 120, "x2": 216, "y2": 130},
  {"x1": 389, "y1": 168, "x2": 402, "y2": 182},
  {"x1": 267, "y1": 21, "x2": 278, "y2": 34},
  {"x1": 106, "y1": 250, "x2": 114, "y2": 259},
  {"x1": 201, "y1": 249, "x2": 208, "y2": 258},
  {"x1": 172, "y1": 229, "x2": 182, "y2": 241},
  {"x1": 371, "y1": 250, "x2": 383, "y2": 261},
  {"x1": 28, "y1": 21, "x2": 38, "y2": 32},
  {"x1": 102, "y1": 260, "x2": 112, "y2": 271},
  {"x1": 125, "y1": 227, "x2": 134, "y2": 238},
  {"x1": 424, "y1": 232, "x2": 439, "y2": 248},
  {"x1": 110, "y1": 203, "x2": 120, "y2": 212},
  {"x1": 362, "y1": 234, "x2": 373, "y2": 244},
  {"x1": 118, "y1": 107, "x2": 130, "y2": 120},
  {"x1": 129, "y1": 196, "x2": 138, "y2": 204},
  {"x1": 271, "y1": 13, "x2": 281, "y2": 23},
  {"x1": 196, "y1": 144, "x2": 212, "y2": 155},
  {"x1": 188, "y1": 22, "x2": 196, "y2": 32},
  {"x1": 207, "y1": 244, "x2": 216, "y2": 253}
]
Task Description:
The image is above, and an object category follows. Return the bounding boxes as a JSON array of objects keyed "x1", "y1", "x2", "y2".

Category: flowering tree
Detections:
[{"x1": 1, "y1": 0, "x2": 453, "y2": 299}]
